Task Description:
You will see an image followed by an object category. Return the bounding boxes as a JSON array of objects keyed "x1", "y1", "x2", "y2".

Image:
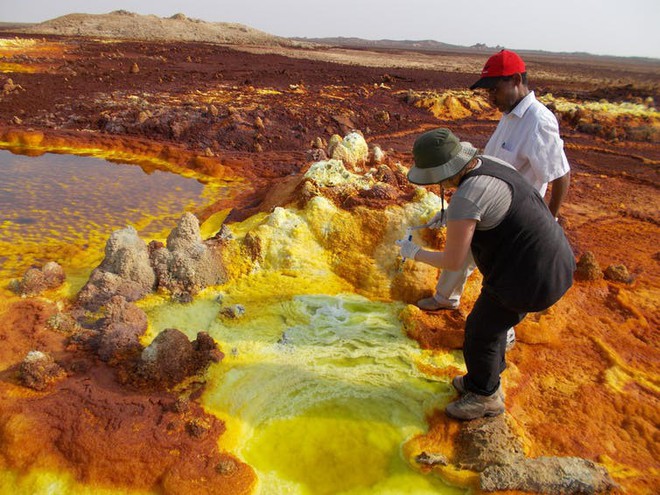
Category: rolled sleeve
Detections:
[{"x1": 447, "y1": 196, "x2": 481, "y2": 222}]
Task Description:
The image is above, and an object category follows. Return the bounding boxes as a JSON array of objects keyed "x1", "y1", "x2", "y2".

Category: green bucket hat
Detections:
[{"x1": 408, "y1": 128, "x2": 477, "y2": 185}]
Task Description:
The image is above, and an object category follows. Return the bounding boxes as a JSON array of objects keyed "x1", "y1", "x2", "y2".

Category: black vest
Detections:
[{"x1": 461, "y1": 158, "x2": 576, "y2": 312}]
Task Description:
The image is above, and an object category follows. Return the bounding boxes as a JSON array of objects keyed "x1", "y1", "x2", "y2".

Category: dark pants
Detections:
[{"x1": 463, "y1": 290, "x2": 527, "y2": 396}]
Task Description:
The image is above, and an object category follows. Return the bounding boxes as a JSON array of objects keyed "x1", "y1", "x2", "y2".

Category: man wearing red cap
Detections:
[{"x1": 418, "y1": 50, "x2": 571, "y2": 335}]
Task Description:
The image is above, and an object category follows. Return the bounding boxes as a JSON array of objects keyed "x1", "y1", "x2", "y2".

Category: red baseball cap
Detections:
[{"x1": 470, "y1": 50, "x2": 526, "y2": 90}]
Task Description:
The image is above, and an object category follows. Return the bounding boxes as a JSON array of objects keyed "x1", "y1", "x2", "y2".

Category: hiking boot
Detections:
[
  {"x1": 416, "y1": 294, "x2": 459, "y2": 311},
  {"x1": 505, "y1": 327, "x2": 516, "y2": 351},
  {"x1": 452, "y1": 375, "x2": 467, "y2": 394},
  {"x1": 445, "y1": 391, "x2": 505, "y2": 421},
  {"x1": 452, "y1": 375, "x2": 505, "y2": 400}
]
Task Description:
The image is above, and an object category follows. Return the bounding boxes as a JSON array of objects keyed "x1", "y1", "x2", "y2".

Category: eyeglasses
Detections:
[{"x1": 487, "y1": 76, "x2": 515, "y2": 92}]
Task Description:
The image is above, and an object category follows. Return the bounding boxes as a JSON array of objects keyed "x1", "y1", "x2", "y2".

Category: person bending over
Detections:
[{"x1": 398, "y1": 128, "x2": 575, "y2": 420}]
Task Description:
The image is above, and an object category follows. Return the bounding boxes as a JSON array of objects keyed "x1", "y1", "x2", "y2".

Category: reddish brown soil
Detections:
[{"x1": 0, "y1": 33, "x2": 658, "y2": 494}]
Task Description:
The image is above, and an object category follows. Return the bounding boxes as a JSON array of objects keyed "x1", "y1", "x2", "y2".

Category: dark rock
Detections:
[
  {"x1": 150, "y1": 213, "x2": 226, "y2": 296},
  {"x1": 46, "y1": 312, "x2": 80, "y2": 334},
  {"x1": 359, "y1": 183, "x2": 396, "y2": 200},
  {"x1": 11, "y1": 261, "x2": 65, "y2": 296},
  {"x1": 173, "y1": 397, "x2": 190, "y2": 413},
  {"x1": 480, "y1": 456, "x2": 617, "y2": 494},
  {"x1": 454, "y1": 415, "x2": 525, "y2": 471},
  {"x1": 604, "y1": 264, "x2": 632, "y2": 283},
  {"x1": 172, "y1": 292, "x2": 194, "y2": 304},
  {"x1": 212, "y1": 224, "x2": 234, "y2": 241},
  {"x1": 218, "y1": 304, "x2": 245, "y2": 319},
  {"x1": 185, "y1": 418, "x2": 211, "y2": 438},
  {"x1": 96, "y1": 296, "x2": 148, "y2": 362},
  {"x1": 331, "y1": 114, "x2": 356, "y2": 133},
  {"x1": 137, "y1": 329, "x2": 223, "y2": 388},
  {"x1": 415, "y1": 451, "x2": 448, "y2": 466},
  {"x1": 575, "y1": 251, "x2": 603, "y2": 281},
  {"x1": 19, "y1": 351, "x2": 66, "y2": 391},
  {"x1": 216, "y1": 457, "x2": 238, "y2": 475},
  {"x1": 297, "y1": 180, "x2": 321, "y2": 206},
  {"x1": 193, "y1": 332, "x2": 223, "y2": 363},
  {"x1": 371, "y1": 164, "x2": 398, "y2": 185},
  {"x1": 242, "y1": 232, "x2": 262, "y2": 261},
  {"x1": 77, "y1": 271, "x2": 149, "y2": 312},
  {"x1": 77, "y1": 226, "x2": 155, "y2": 310},
  {"x1": 311, "y1": 136, "x2": 326, "y2": 149},
  {"x1": 42, "y1": 261, "x2": 66, "y2": 287},
  {"x1": 374, "y1": 111, "x2": 390, "y2": 123},
  {"x1": 306, "y1": 148, "x2": 327, "y2": 162}
]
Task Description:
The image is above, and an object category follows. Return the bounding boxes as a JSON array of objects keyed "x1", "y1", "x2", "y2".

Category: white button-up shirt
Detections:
[{"x1": 483, "y1": 91, "x2": 570, "y2": 196}]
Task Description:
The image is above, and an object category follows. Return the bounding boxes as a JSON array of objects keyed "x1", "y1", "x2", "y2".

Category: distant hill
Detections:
[
  {"x1": 294, "y1": 36, "x2": 467, "y2": 52},
  {"x1": 297, "y1": 36, "x2": 660, "y2": 64},
  {"x1": 14, "y1": 10, "x2": 309, "y2": 47},
  {"x1": 0, "y1": 22, "x2": 34, "y2": 30},
  {"x1": 3, "y1": 12, "x2": 657, "y2": 63}
]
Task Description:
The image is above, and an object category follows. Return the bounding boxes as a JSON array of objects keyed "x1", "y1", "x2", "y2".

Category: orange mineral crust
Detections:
[
  {"x1": 406, "y1": 240, "x2": 658, "y2": 493},
  {"x1": 506, "y1": 283, "x2": 659, "y2": 492},
  {"x1": 0, "y1": 300, "x2": 256, "y2": 494}
]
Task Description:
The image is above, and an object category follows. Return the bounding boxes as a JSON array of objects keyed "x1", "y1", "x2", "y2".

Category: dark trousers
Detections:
[{"x1": 463, "y1": 290, "x2": 527, "y2": 396}]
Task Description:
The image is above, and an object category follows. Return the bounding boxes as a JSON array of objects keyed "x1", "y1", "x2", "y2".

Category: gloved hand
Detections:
[
  {"x1": 396, "y1": 238, "x2": 421, "y2": 260},
  {"x1": 427, "y1": 209, "x2": 447, "y2": 229}
]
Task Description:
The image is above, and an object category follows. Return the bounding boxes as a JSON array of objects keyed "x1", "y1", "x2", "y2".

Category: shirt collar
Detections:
[{"x1": 507, "y1": 91, "x2": 535, "y2": 118}]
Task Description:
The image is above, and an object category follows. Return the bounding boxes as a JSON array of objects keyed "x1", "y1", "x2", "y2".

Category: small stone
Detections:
[
  {"x1": 371, "y1": 145, "x2": 385, "y2": 164},
  {"x1": 277, "y1": 331, "x2": 291, "y2": 345},
  {"x1": 213, "y1": 225, "x2": 233, "y2": 241},
  {"x1": 604, "y1": 264, "x2": 632, "y2": 283},
  {"x1": 575, "y1": 251, "x2": 603, "y2": 281},
  {"x1": 415, "y1": 451, "x2": 448, "y2": 466},
  {"x1": 186, "y1": 418, "x2": 210, "y2": 438},
  {"x1": 311, "y1": 136, "x2": 326, "y2": 150},
  {"x1": 306, "y1": 148, "x2": 327, "y2": 162},
  {"x1": 46, "y1": 312, "x2": 79, "y2": 334},
  {"x1": 11, "y1": 261, "x2": 65, "y2": 296},
  {"x1": 172, "y1": 397, "x2": 190, "y2": 413},
  {"x1": 374, "y1": 110, "x2": 390, "y2": 124},
  {"x1": 19, "y1": 351, "x2": 65, "y2": 391},
  {"x1": 219, "y1": 304, "x2": 245, "y2": 319},
  {"x1": 136, "y1": 111, "x2": 150, "y2": 124},
  {"x1": 130, "y1": 62, "x2": 139, "y2": 74},
  {"x1": 172, "y1": 292, "x2": 194, "y2": 304},
  {"x1": 216, "y1": 457, "x2": 238, "y2": 475}
]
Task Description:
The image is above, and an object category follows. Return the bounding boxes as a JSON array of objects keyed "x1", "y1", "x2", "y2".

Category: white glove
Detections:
[
  {"x1": 396, "y1": 238, "x2": 421, "y2": 260},
  {"x1": 427, "y1": 209, "x2": 447, "y2": 229}
]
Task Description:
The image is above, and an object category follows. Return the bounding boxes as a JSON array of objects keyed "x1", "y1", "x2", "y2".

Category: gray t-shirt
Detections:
[{"x1": 447, "y1": 156, "x2": 514, "y2": 230}]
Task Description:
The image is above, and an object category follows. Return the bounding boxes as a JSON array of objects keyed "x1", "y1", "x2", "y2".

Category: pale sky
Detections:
[{"x1": 2, "y1": 0, "x2": 659, "y2": 59}]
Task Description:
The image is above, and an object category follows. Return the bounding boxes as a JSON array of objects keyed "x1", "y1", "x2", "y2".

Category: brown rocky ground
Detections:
[{"x1": 0, "y1": 27, "x2": 658, "y2": 495}]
